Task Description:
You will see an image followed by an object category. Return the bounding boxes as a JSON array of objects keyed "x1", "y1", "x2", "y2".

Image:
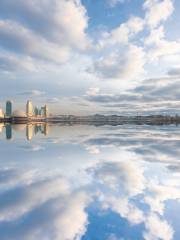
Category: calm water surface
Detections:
[{"x1": 0, "y1": 123, "x2": 180, "y2": 240}]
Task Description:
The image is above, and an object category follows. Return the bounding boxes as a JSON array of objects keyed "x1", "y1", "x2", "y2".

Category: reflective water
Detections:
[{"x1": 0, "y1": 123, "x2": 180, "y2": 240}]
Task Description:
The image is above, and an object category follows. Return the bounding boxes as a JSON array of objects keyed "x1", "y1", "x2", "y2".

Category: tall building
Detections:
[
  {"x1": 41, "y1": 105, "x2": 48, "y2": 117},
  {"x1": 26, "y1": 100, "x2": 33, "y2": 117},
  {"x1": 6, "y1": 100, "x2": 12, "y2": 117},
  {"x1": 40, "y1": 107, "x2": 45, "y2": 117},
  {"x1": 44, "y1": 105, "x2": 48, "y2": 117},
  {"x1": 0, "y1": 109, "x2": 4, "y2": 118},
  {"x1": 34, "y1": 107, "x2": 39, "y2": 116}
]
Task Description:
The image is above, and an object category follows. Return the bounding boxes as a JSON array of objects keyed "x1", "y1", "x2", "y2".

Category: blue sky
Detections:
[{"x1": 0, "y1": 0, "x2": 180, "y2": 115}]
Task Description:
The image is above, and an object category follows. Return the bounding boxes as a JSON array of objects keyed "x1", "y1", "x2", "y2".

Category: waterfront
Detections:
[{"x1": 0, "y1": 124, "x2": 180, "y2": 240}]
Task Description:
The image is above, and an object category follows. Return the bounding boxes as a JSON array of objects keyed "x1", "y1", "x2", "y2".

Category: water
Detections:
[{"x1": 0, "y1": 123, "x2": 180, "y2": 240}]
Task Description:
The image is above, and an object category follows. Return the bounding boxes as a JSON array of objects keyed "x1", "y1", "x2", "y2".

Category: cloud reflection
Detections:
[{"x1": 0, "y1": 125, "x2": 180, "y2": 239}]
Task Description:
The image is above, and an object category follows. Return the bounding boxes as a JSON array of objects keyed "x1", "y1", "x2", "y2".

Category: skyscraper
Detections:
[
  {"x1": 6, "y1": 100, "x2": 12, "y2": 117},
  {"x1": 44, "y1": 105, "x2": 48, "y2": 117},
  {"x1": 26, "y1": 100, "x2": 33, "y2": 117},
  {"x1": 40, "y1": 107, "x2": 45, "y2": 117},
  {"x1": 0, "y1": 109, "x2": 4, "y2": 118},
  {"x1": 34, "y1": 107, "x2": 39, "y2": 116},
  {"x1": 40, "y1": 105, "x2": 48, "y2": 117}
]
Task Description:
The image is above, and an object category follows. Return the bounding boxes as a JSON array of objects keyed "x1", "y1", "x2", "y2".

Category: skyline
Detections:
[
  {"x1": 0, "y1": 0, "x2": 180, "y2": 115},
  {"x1": 0, "y1": 100, "x2": 48, "y2": 118}
]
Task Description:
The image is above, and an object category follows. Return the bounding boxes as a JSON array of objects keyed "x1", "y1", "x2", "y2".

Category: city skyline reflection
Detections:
[{"x1": 0, "y1": 123, "x2": 49, "y2": 141}]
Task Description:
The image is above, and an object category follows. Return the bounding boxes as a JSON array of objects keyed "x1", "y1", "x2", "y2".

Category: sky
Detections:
[{"x1": 0, "y1": 0, "x2": 180, "y2": 115}]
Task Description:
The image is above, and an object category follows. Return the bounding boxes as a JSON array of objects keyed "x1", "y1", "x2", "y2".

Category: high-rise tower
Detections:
[
  {"x1": 44, "y1": 105, "x2": 48, "y2": 117},
  {"x1": 34, "y1": 107, "x2": 39, "y2": 116},
  {"x1": 40, "y1": 105, "x2": 48, "y2": 117},
  {"x1": 26, "y1": 100, "x2": 33, "y2": 117},
  {"x1": 0, "y1": 109, "x2": 4, "y2": 118},
  {"x1": 6, "y1": 101, "x2": 12, "y2": 117}
]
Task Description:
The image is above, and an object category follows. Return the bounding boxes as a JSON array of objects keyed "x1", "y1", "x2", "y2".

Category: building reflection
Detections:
[
  {"x1": 0, "y1": 123, "x2": 49, "y2": 141},
  {"x1": 26, "y1": 124, "x2": 34, "y2": 141},
  {"x1": 6, "y1": 124, "x2": 12, "y2": 140},
  {"x1": 0, "y1": 123, "x2": 4, "y2": 133}
]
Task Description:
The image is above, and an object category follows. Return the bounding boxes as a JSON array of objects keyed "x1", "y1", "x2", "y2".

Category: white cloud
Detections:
[
  {"x1": 0, "y1": 0, "x2": 89, "y2": 49},
  {"x1": 144, "y1": 26, "x2": 180, "y2": 62},
  {"x1": 145, "y1": 182, "x2": 180, "y2": 215},
  {"x1": 52, "y1": 191, "x2": 90, "y2": 240},
  {"x1": 0, "y1": 20, "x2": 70, "y2": 64},
  {"x1": 0, "y1": 172, "x2": 90, "y2": 240},
  {"x1": 144, "y1": 214, "x2": 174, "y2": 240},
  {"x1": 147, "y1": 38, "x2": 180, "y2": 62},
  {"x1": 92, "y1": 160, "x2": 145, "y2": 197},
  {"x1": 86, "y1": 87, "x2": 100, "y2": 96},
  {"x1": 110, "y1": 17, "x2": 144, "y2": 44},
  {"x1": 98, "y1": 16, "x2": 144, "y2": 47},
  {"x1": 144, "y1": 26, "x2": 165, "y2": 45},
  {"x1": 144, "y1": 0, "x2": 174, "y2": 28},
  {"x1": 93, "y1": 44, "x2": 145, "y2": 80},
  {"x1": 85, "y1": 145, "x2": 100, "y2": 154},
  {"x1": 106, "y1": 197, "x2": 144, "y2": 224},
  {"x1": 0, "y1": 0, "x2": 90, "y2": 70},
  {"x1": 0, "y1": 177, "x2": 70, "y2": 221}
]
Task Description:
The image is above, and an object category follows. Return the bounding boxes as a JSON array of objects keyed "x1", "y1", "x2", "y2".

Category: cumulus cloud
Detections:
[
  {"x1": 107, "y1": 197, "x2": 144, "y2": 225},
  {"x1": 1, "y1": 0, "x2": 89, "y2": 48},
  {"x1": 143, "y1": 214, "x2": 174, "y2": 240},
  {"x1": 91, "y1": 160, "x2": 145, "y2": 197},
  {"x1": 144, "y1": 0, "x2": 174, "y2": 29},
  {"x1": 92, "y1": 44, "x2": 145, "y2": 80},
  {"x1": 0, "y1": 0, "x2": 89, "y2": 70},
  {"x1": 148, "y1": 39, "x2": 180, "y2": 62},
  {"x1": 143, "y1": 24, "x2": 180, "y2": 63},
  {"x1": 0, "y1": 20, "x2": 70, "y2": 63},
  {"x1": 145, "y1": 182, "x2": 180, "y2": 215},
  {"x1": 0, "y1": 177, "x2": 70, "y2": 221},
  {"x1": 0, "y1": 172, "x2": 90, "y2": 240},
  {"x1": 98, "y1": 16, "x2": 144, "y2": 48}
]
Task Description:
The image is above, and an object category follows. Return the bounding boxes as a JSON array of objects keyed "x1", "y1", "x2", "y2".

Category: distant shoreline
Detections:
[{"x1": 1, "y1": 115, "x2": 180, "y2": 125}]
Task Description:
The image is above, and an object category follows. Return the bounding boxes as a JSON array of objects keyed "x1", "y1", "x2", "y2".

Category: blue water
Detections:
[{"x1": 0, "y1": 123, "x2": 179, "y2": 240}]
